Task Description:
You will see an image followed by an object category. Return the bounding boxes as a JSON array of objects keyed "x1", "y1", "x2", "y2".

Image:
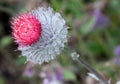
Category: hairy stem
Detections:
[
  {"x1": 71, "y1": 52, "x2": 109, "y2": 84},
  {"x1": 76, "y1": 56, "x2": 109, "y2": 84}
]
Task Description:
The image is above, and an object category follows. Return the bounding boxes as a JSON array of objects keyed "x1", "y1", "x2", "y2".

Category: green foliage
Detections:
[
  {"x1": 63, "y1": 70, "x2": 76, "y2": 81},
  {"x1": 15, "y1": 56, "x2": 27, "y2": 65},
  {"x1": 0, "y1": 36, "x2": 13, "y2": 47},
  {"x1": 80, "y1": 17, "x2": 96, "y2": 35},
  {"x1": 0, "y1": 77, "x2": 5, "y2": 84}
]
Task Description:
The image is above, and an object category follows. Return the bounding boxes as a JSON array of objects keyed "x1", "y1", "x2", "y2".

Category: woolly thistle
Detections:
[{"x1": 12, "y1": 7, "x2": 68, "y2": 64}]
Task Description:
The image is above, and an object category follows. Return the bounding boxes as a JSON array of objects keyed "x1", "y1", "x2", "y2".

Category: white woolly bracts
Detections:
[{"x1": 18, "y1": 7, "x2": 68, "y2": 64}]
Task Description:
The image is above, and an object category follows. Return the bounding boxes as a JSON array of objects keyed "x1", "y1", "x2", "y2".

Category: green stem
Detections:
[{"x1": 75, "y1": 56, "x2": 109, "y2": 84}]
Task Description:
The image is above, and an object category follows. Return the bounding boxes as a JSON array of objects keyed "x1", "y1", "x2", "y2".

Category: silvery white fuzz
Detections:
[{"x1": 12, "y1": 7, "x2": 68, "y2": 64}]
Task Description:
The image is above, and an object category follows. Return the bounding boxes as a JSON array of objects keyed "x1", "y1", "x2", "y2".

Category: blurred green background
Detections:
[{"x1": 0, "y1": 0, "x2": 120, "y2": 84}]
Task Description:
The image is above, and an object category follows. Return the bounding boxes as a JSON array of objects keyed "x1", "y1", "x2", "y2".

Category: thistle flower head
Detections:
[
  {"x1": 12, "y1": 13, "x2": 42, "y2": 45},
  {"x1": 11, "y1": 7, "x2": 68, "y2": 64}
]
